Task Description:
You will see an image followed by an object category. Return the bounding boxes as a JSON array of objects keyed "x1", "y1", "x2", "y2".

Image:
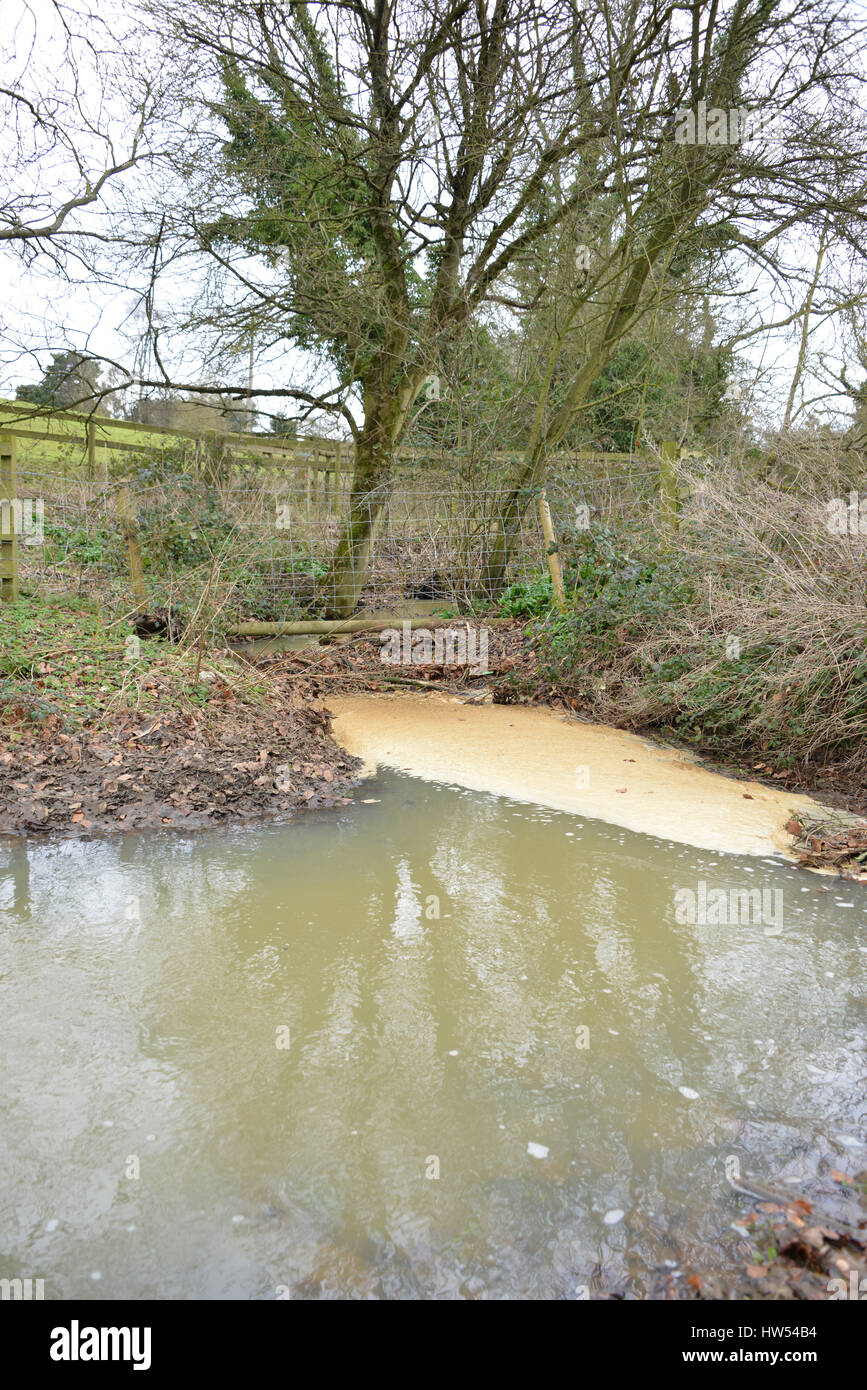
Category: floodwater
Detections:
[{"x1": 0, "y1": 772, "x2": 864, "y2": 1300}]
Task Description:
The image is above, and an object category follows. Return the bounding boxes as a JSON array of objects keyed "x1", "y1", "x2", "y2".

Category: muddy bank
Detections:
[
  {"x1": 326, "y1": 690, "x2": 824, "y2": 858},
  {"x1": 0, "y1": 668, "x2": 359, "y2": 837},
  {"x1": 3, "y1": 604, "x2": 864, "y2": 864}
]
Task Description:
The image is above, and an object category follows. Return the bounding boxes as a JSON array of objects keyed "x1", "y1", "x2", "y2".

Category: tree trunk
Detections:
[
  {"x1": 323, "y1": 480, "x2": 387, "y2": 618},
  {"x1": 483, "y1": 481, "x2": 536, "y2": 601},
  {"x1": 484, "y1": 435, "x2": 554, "y2": 598},
  {"x1": 322, "y1": 397, "x2": 399, "y2": 618},
  {"x1": 484, "y1": 225, "x2": 684, "y2": 593}
]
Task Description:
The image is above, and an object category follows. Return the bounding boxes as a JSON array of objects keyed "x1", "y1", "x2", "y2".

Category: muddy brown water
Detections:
[{"x1": 0, "y1": 771, "x2": 864, "y2": 1299}]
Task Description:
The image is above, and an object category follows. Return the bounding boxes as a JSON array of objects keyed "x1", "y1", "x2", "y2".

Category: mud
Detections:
[{"x1": 0, "y1": 670, "x2": 359, "y2": 837}]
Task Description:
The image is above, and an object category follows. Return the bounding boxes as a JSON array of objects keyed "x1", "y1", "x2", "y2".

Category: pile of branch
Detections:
[{"x1": 785, "y1": 811, "x2": 867, "y2": 879}]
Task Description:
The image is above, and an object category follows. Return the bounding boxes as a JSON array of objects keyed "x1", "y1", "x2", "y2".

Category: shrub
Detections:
[{"x1": 498, "y1": 573, "x2": 553, "y2": 617}]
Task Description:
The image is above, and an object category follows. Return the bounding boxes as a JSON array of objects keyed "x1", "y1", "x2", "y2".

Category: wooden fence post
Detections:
[
  {"x1": 0, "y1": 434, "x2": 20, "y2": 602},
  {"x1": 203, "y1": 429, "x2": 226, "y2": 488},
  {"x1": 537, "y1": 488, "x2": 567, "y2": 610},
  {"x1": 116, "y1": 485, "x2": 148, "y2": 605},
  {"x1": 660, "y1": 440, "x2": 680, "y2": 532},
  {"x1": 86, "y1": 419, "x2": 96, "y2": 479},
  {"x1": 330, "y1": 438, "x2": 342, "y2": 512}
]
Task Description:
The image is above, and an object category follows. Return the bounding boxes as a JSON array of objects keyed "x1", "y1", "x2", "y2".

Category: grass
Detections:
[
  {"x1": 0, "y1": 399, "x2": 195, "y2": 477},
  {"x1": 527, "y1": 466, "x2": 867, "y2": 783},
  {"x1": 0, "y1": 591, "x2": 269, "y2": 734}
]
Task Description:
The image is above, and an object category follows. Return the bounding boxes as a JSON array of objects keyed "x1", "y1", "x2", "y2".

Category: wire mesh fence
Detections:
[
  {"x1": 547, "y1": 454, "x2": 662, "y2": 530},
  {"x1": 9, "y1": 448, "x2": 665, "y2": 620}
]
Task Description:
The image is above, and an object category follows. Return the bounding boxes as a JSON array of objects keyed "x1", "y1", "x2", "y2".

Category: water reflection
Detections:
[{"x1": 0, "y1": 773, "x2": 864, "y2": 1299}]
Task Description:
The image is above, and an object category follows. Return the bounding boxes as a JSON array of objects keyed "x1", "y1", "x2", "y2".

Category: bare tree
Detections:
[
  {"x1": 481, "y1": 0, "x2": 867, "y2": 585},
  {"x1": 0, "y1": 1, "x2": 166, "y2": 253}
]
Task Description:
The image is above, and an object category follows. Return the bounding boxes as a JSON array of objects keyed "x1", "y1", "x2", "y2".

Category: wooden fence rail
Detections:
[
  {"x1": 0, "y1": 392, "x2": 688, "y2": 605},
  {"x1": 0, "y1": 399, "x2": 657, "y2": 476},
  {"x1": 0, "y1": 434, "x2": 19, "y2": 601}
]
